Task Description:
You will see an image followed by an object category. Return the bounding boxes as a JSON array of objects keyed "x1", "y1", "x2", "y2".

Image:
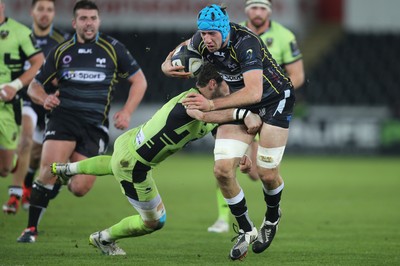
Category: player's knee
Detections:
[
  {"x1": 214, "y1": 160, "x2": 236, "y2": 182},
  {"x1": 18, "y1": 135, "x2": 34, "y2": 153},
  {"x1": 145, "y1": 213, "x2": 166, "y2": 231},
  {"x1": 68, "y1": 175, "x2": 95, "y2": 197},
  {"x1": 67, "y1": 183, "x2": 90, "y2": 197},
  {"x1": 0, "y1": 168, "x2": 10, "y2": 177},
  {"x1": 258, "y1": 168, "x2": 279, "y2": 183}
]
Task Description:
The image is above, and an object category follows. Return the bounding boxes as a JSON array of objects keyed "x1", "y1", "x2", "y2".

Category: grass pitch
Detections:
[{"x1": 1, "y1": 154, "x2": 399, "y2": 265}]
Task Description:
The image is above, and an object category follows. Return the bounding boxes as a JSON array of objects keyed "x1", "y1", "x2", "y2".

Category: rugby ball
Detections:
[{"x1": 171, "y1": 44, "x2": 203, "y2": 78}]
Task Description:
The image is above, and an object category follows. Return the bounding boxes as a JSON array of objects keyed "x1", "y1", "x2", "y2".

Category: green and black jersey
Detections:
[
  {"x1": 0, "y1": 17, "x2": 41, "y2": 85},
  {"x1": 240, "y1": 20, "x2": 302, "y2": 67},
  {"x1": 126, "y1": 88, "x2": 216, "y2": 167}
]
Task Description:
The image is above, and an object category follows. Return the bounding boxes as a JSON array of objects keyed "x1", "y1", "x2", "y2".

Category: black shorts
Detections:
[
  {"x1": 251, "y1": 86, "x2": 296, "y2": 129},
  {"x1": 44, "y1": 111, "x2": 109, "y2": 157}
]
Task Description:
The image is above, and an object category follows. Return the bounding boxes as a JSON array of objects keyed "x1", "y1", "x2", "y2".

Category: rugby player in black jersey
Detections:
[
  {"x1": 17, "y1": 0, "x2": 147, "y2": 243},
  {"x1": 162, "y1": 4, "x2": 295, "y2": 260}
]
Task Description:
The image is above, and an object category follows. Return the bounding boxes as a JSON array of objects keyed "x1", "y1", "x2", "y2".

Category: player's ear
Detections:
[{"x1": 208, "y1": 79, "x2": 217, "y2": 89}]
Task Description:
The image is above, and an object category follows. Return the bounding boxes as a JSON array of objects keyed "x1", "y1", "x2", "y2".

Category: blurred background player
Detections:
[
  {"x1": 2, "y1": 0, "x2": 70, "y2": 214},
  {"x1": 17, "y1": 0, "x2": 147, "y2": 243},
  {"x1": 50, "y1": 62, "x2": 260, "y2": 255},
  {"x1": 0, "y1": 0, "x2": 44, "y2": 212},
  {"x1": 207, "y1": 0, "x2": 305, "y2": 233}
]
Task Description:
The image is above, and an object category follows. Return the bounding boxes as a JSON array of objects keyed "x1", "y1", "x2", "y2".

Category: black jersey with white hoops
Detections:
[
  {"x1": 35, "y1": 32, "x2": 141, "y2": 127},
  {"x1": 191, "y1": 23, "x2": 293, "y2": 109}
]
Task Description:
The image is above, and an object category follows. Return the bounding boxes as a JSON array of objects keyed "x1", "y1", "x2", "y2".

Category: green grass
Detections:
[{"x1": 1, "y1": 154, "x2": 400, "y2": 265}]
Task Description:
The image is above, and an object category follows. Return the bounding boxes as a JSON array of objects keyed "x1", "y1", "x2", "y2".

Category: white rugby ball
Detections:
[{"x1": 171, "y1": 45, "x2": 203, "y2": 78}]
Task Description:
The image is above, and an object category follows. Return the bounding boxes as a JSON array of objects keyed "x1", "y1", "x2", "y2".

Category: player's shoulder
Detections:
[
  {"x1": 98, "y1": 33, "x2": 125, "y2": 48},
  {"x1": 51, "y1": 27, "x2": 72, "y2": 41},
  {"x1": 231, "y1": 22, "x2": 260, "y2": 41},
  {"x1": 177, "y1": 88, "x2": 199, "y2": 102},
  {"x1": 270, "y1": 20, "x2": 296, "y2": 38},
  {"x1": 7, "y1": 17, "x2": 31, "y2": 33},
  {"x1": 230, "y1": 23, "x2": 263, "y2": 49}
]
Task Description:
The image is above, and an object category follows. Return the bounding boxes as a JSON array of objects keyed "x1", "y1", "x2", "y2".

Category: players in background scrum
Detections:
[
  {"x1": 207, "y1": 0, "x2": 305, "y2": 234},
  {"x1": 3, "y1": 0, "x2": 70, "y2": 215}
]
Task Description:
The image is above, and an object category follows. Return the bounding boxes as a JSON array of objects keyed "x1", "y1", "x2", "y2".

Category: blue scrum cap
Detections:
[{"x1": 197, "y1": 4, "x2": 230, "y2": 43}]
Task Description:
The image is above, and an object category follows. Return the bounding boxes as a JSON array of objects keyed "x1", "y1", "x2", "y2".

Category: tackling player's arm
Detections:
[
  {"x1": 186, "y1": 108, "x2": 261, "y2": 134},
  {"x1": 182, "y1": 69, "x2": 263, "y2": 112}
]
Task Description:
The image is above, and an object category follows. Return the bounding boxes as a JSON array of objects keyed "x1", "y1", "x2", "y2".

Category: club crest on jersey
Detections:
[
  {"x1": 266, "y1": 38, "x2": 273, "y2": 47},
  {"x1": 96, "y1": 58, "x2": 106, "y2": 68},
  {"x1": 62, "y1": 55, "x2": 72, "y2": 64}
]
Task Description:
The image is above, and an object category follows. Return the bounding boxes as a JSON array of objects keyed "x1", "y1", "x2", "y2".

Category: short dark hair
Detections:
[
  {"x1": 73, "y1": 0, "x2": 99, "y2": 17},
  {"x1": 196, "y1": 62, "x2": 223, "y2": 88},
  {"x1": 32, "y1": 0, "x2": 55, "y2": 7}
]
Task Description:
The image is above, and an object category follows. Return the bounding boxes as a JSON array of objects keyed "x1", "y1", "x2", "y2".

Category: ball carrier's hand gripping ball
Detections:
[{"x1": 171, "y1": 45, "x2": 203, "y2": 78}]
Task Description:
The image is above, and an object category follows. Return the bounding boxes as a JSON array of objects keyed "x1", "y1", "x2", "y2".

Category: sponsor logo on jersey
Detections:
[
  {"x1": 78, "y1": 48, "x2": 92, "y2": 54},
  {"x1": 290, "y1": 41, "x2": 301, "y2": 57},
  {"x1": 45, "y1": 130, "x2": 56, "y2": 136},
  {"x1": 36, "y1": 39, "x2": 48, "y2": 47},
  {"x1": 221, "y1": 73, "x2": 243, "y2": 82},
  {"x1": 245, "y1": 49, "x2": 254, "y2": 60},
  {"x1": 213, "y1": 51, "x2": 225, "y2": 57},
  {"x1": 62, "y1": 70, "x2": 106, "y2": 82}
]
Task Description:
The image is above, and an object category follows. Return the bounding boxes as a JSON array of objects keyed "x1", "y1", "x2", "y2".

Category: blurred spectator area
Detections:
[
  {"x1": 111, "y1": 31, "x2": 197, "y2": 103},
  {"x1": 301, "y1": 27, "x2": 400, "y2": 117}
]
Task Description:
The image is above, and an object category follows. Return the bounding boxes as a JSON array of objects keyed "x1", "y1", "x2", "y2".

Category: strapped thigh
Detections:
[
  {"x1": 257, "y1": 146, "x2": 286, "y2": 169},
  {"x1": 214, "y1": 139, "x2": 249, "y2": 161}
]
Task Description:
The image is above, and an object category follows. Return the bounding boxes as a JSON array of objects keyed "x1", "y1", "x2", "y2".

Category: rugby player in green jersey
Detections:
[
  {"x1": 3, "y1": 0, "x2": 71, "y2": 215},
  {"x1": 0, "y1": 0, "x2": 44, "y2": 189},
  {"x1": 50, "y1": 62, "x2": 261, "y2": 255},
  {"x1": 207, "y1": 0, "x2": 305, "y2": 234}
]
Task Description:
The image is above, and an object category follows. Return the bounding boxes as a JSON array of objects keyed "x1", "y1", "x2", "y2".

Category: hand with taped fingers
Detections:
[
  {"x1": 43, "y1": 90, "x2": 60, "y2": 110},
  {"x1": 182, "y1": 92, "x2": 214, "y2": 111},
  {"x1": 244, "y1": 111, "x2": 262, "y2": 134},
  {"x1": 161, "y1": 51, "x2": 192, "y2": 79}
]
